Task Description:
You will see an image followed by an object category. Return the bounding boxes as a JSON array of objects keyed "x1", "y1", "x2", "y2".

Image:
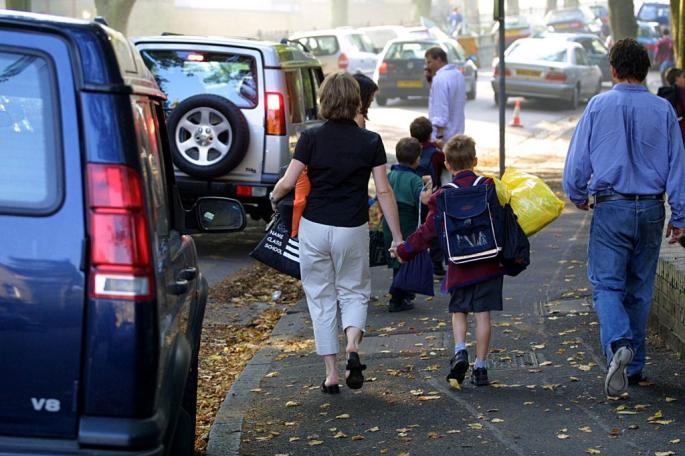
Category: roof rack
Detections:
[
  {"x1": 280, "y1": 38, "x2": 310, "y2": 53},
  {"x1": 161, "y1": 32, "x2": 184, "y2": 36}
]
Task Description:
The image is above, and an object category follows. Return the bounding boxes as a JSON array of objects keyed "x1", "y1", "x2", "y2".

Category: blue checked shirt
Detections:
[{"x1": 563, "y1": 83, "x2": 685, "y2": 228}]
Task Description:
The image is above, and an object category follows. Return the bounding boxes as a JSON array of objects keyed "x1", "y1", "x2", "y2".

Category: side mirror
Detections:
[{"x1": 193, "y1": 197, "x2": 246, "y2": 233}]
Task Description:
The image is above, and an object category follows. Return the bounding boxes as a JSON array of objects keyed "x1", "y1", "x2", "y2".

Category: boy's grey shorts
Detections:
[{"x1": 449, "y1": 276, "x2": 504, "y2": 313}]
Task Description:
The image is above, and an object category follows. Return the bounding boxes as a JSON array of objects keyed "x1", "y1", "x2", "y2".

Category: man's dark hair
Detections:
[
  {"x1": 353, "y1": 73, "x2": 378, "y2": 119},
  {"x1": 609, "y1": 38, "x2": 651, "y2": 82},
  {"x1": 666, "y1": 67, "x2": 683, "y2": 86},
  {"x1": 395, "y1": 137, "x2": 422, "y2": 166},
  {"x1": 409, "y1": 116, "x2": 433, "y2": 143},
  {"x1": 425, "y1": 46, "x2": 447, "y2": 63},
  {"x1": 662, "y1": 27, "x2": 670, "y2": 36}
]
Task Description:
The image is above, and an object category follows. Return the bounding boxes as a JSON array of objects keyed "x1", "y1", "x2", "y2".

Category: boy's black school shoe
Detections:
[
  {"x1": 388, "y1": 298, "x2": 414, "y2": 313},
  {"x1": 628, "y1": 372, "x2": 646, "y2": 386},
  {"x1": 471, "y1": 367, "x2": 490, "y2": 386},
  {"x1": 447, "y1": 350, "x2": 469, "y2": 384}
]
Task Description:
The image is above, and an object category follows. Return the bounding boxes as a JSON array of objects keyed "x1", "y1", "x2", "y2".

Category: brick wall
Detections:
[{"x1": 649, "y1": 231, "x2": 685, "y2": 359}]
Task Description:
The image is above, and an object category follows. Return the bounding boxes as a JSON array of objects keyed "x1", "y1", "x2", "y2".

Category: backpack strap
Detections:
[
  {"x1": 472, "y1": 176, "x2": 485, "y2": 186},
  {"x1": 443, "y1": 182, "x2": 459, "y2": 189}
]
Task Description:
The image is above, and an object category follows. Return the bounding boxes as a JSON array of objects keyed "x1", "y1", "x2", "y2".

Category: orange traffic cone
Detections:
[{"x1": 509, "y1": 99, "x2": 523, "y2": 127}]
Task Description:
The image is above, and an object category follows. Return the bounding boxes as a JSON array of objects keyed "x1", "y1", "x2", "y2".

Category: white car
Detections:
[
  {"x1": 358, "y1": 25, "x2": 407, "y2": 53},
  {"x1": 291, "y1": 28, "x2": 379, "y2": 77}
]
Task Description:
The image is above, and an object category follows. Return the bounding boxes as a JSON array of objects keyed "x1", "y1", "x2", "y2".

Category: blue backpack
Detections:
[{"x1": 435, "y1": 176, "x2": 504, "y2": 265}]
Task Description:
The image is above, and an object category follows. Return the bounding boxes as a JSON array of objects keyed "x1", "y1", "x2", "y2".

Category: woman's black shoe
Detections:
[
  {"x1": 321, "y1": 381, "x2": 340, "y2": 394},
  {"x1": 345, "y1": 352, "x2": 367, "y2": 389},
  {"x1": 471, "y1": 367, "x2": 490, "y2": 386},
  {"x1": 388, "y1": 298, "x2": 414, "y2": 312}
]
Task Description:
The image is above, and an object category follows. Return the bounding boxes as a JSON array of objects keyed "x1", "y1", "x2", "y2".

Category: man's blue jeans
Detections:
[{"x1": 588, "y1": 198, "x2": 665, "y2": 376}]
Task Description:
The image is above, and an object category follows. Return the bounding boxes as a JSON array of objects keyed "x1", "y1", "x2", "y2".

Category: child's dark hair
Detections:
[
  {"x1": 353, "y1": 73, "x2": 378, "y2": 120},
  {"x1": 395, "y1": 137, "x2": 422, "y2": 165},
  {"x1": 609, "y1": 38, "x2": 651, "y2": 82},
  {"x1": 444, "y1": 135, "x2": 476, "y2": 170},
  {"x1": 666, "y1": 67, "x2": 683, "y2": 86},
  {"x1": 409, "y1": 116, "x2": 433, "y2": 143}
]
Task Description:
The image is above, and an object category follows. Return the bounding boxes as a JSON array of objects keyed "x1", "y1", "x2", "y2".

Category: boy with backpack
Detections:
[
  {"x1": 389, "y1": 135, "x2": 506, "y2": 386},
  {"x1": 382, "y1": 137, "x2": 433, "y2": 312},
  {"x1": 410, "y1": 116, "x2": 448, "y2": 277}
]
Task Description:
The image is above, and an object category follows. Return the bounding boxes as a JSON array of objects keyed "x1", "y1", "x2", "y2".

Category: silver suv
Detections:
[{"x1": 133, "y1": 36, "x2": 324, "y2": 223}]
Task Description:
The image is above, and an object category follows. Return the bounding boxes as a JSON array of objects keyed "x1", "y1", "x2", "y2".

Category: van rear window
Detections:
[
  {"x1": 0, "y1": 50, "x2": 61, "y2": 214},
  {"x1": 140, "y1": 50, "x2": 258, "y2": 110}
]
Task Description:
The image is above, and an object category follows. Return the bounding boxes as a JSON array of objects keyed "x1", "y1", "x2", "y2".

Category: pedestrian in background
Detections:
[
  {"x1": 382, "y1": 137, "x2": 433, "y2": 312},
  {"x1": 657, "y1": 67, "x2": 685, "y2": 143},
  {"x1": 270, "y1": 72, "x2": 403, "y2": 394},
  {"x1": 391, "y1": 135, "x2": 506, "y2": 387},
  {"x1": 564, "y1": 38, "x2": 685, "y2": 398},
  {"x1": 447, "y1": 6, "x2": 464, "y2": 37},
  {"x1": 655, "y1": 28, "x2": 674, "y2": 85},
  {"x1": 424, "y1": 46, "x2": 465, "y2": 149},
  {"x1": 353, "y1": 73, "x2": 378, "y2": 129}
]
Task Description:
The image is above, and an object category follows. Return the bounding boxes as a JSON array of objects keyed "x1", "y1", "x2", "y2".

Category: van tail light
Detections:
[
  {"x1": 545, "y1": 71, "x2": 567, "y2": 82},
  {"x1": 265, "y1": 92, "x2": 286, "y2": 136},
  {"x1": 379, "y1": 61, "x2": 388, "y2": 75},
  {"x1": 87, "y1": 163, "x2": 154, "y2": 301},
  {"x1": 494, "y1": 66, "x2": 511, "y2": 77},
  {"x1": 338, "y1": 53, "x2": 349, "y2": 70}
]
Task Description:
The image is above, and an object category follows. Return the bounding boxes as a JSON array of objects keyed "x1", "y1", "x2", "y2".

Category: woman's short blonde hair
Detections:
[{"x1": 318, "y1": 72, "x2": 361, "y2": 120}]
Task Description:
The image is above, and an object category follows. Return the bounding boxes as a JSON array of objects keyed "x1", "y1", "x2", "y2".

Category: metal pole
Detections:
[{"x1": 497, "y1": 0, "x2": 506, "y2": 178}]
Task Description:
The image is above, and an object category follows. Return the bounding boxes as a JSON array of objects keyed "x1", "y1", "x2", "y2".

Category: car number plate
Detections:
[
  {"x1": 517, "y1": 69, "x2": 541, "y2": 77},
  {"x1": 397, "y1": 80, "x2": 423, "y2": 88}
]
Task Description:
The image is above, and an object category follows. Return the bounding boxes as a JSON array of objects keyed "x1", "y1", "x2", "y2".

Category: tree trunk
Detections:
[
  {"x1": 672, "y1": 0, "x2": 684, "y2": 68},
  {"x1": 545, "y1": 0, "x2": 557, "y2": 14},
  {"x1": 6, "y1": 0, "x2": 31, "y2": 11},
  {"x1": 608, "y1": 0, "x2": 637, "y2": 40},
  {"x1": 506, "y1": 0, "x2": 518, "y2": 16},
  {"x1": 331, "y1": 0, "x2": 348, "y2": 27},
  {"x1": 414, "y1": 0, "x2": 431, "y2": 20},
  {"x1": 564, "y1": 0, "x2": 579, "y2": 7},
  {"x1": 93, "y1": 0, "x2": 136, "y2": 35}
]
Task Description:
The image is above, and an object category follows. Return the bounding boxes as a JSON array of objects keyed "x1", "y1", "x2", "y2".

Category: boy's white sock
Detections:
[
  {"x1": 474, "y1": 358, "x2": 488, "y2": 369},
  {"x1": 454, "y1": 342, "x2": 466, "y2": 353}
]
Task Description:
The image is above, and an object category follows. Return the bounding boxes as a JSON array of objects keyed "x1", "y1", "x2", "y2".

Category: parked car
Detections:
[
  {"x1": 544, "y1": 6, "x2": 605, "y2": 36},
  {"x1": 290, "y1": 28, "x2": 378, "y2": 77},
  {"x1": 491, "y1": 38, "x2": 602, "y2": 109},
  {"x1": 543, "y1": 32, "x2": 611, "y2": 82},
  {"x1": 133, "y1": 36, "x2": 324, "y2": 223},
  {"x1": 358, "y1": 25, "x2": 407, "y2": 53},
  {"x1": 0, "y1": 10, "x2": 245, "y2": 456},
  {"x1": 373, "y1": 38, "x2": 478, "y2": 105},
  {"x1": 636, "y1": 20, "x2": 660, "y2": 65},
  {"x1": 636, "y1": 2, "x2": 671, "y2": 27},
  {"x1": 501, "y1": 15, "x2": 534, "y2": 48}
]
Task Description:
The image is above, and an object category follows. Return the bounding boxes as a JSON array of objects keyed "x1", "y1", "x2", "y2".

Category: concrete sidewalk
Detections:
[{"x1": 207, "y1": 198, "x2": 685, "y2": 456}]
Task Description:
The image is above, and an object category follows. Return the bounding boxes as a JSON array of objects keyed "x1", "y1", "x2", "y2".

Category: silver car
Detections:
[
  {"x1": 491, "y1": 38, "x2": 602, "y2": 109},
  {"x1": 290, "y1": 28, "x2": 378, "y2": 77}
]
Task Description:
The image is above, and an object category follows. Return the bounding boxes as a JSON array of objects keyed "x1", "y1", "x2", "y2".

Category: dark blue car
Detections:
[{"x1": 0, "y1": 10, "x2": 244, "y2": 455}]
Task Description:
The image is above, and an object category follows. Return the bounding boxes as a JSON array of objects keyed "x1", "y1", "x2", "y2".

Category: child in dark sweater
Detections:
[{"x1": 390, "y1": 135, "x2": 505, "y2": 387}]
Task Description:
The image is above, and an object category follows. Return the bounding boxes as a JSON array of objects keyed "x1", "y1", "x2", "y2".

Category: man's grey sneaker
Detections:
[
  {"x1": 471, "y1": 367, "x2": 489, "y2": 386},
  {"x1": 447, "y1": 350, "x2": 469, "y2": 384},
  {"x1": 605, "y1": 345, "x2": 634, "y2": 397}
]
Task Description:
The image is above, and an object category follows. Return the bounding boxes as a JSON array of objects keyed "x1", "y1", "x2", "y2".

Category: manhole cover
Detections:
[
  {"x1": 540, "y1": 298, "x2": 591, "y2": 316},
  {"x1": 488, "y1": 351, "x2": 541, "y2": 370}
]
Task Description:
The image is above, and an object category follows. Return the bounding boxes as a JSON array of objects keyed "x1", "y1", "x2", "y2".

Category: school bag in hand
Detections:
[
  {"x1": 249, "y1": 212, "x2": 301, "y2": 279},
  {"x1": 435, "y1": 177, "x2": 504, "y2": 265},
  {"x1": 501, "y1": 203, "x2": 530, "y2": 276}
]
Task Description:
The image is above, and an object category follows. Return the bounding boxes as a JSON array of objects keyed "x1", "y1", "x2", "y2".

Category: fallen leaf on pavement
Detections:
[
  {"x1": 468, "y1": 423, "x2": 483, "y2": 430},
  {"x1": 609, "y1": 427, "x2": 621, "y2": 436},
  {"x1": 539, "y1": 361, "x2": 553, "y2": 366},
  {"x1": 265, "y1": 371, "x2": 280, "y2": 378},
  {"x1": 648, "y1": 410, "x2": 663, "y2": 421},
  {"x1": 578, "y1": 426, "x2": 592, "y2": 433},
  {"x1": 366, "y1": 426, "x2": 380, "y2": 432},
  {"x1": 308, "y1": 440, "x2": 323, "y2": 446},
  {"x1": 557, "y1": 434, "x2": 570, "y2": 440},
  {"x1": 351, "y1": 435, "x2": 365, "y2": 441},
  {"x1": 655, "y1": 452, "x2": 675, "y2": 456},
  {"x1": 491, "y1": 418, "x2": 504, "y2": 423},
  {"x1": 585, "y1": 449, "x2": 601, "y2": 455},
  {"x1": 418, "y1": 395, "x2": 441, "y2": 401},
  {"x1": 335, "y1": 414, "x2": 350, "y2": 419},
  {"x1": 448, "y1": 378, "x2": 462, "y2": 390},
  {"x1": 333, "y1": 431, "x2": 347, "y2": 439},
  {"x1": 634, "y1": 404, "x2": 649, "y2": 412},
  {"x1": 665, "y1": 397, "x2": 677, "y2": 403},
  {"x1": 670, "y1": 439, "x2": 681, "y2": 444},
  {"x1": 289, "y1": 437, "x2": 300, "y2": 442},
  {"x1": 285, "y1": 401, "x2": 300, "y2": 407},
  {"x1": 569, "y1": 377, "x2": 580, "y2": 382}
]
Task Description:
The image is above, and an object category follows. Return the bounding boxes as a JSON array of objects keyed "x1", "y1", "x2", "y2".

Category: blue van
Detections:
[{"x1": 0, "y1": 10, "x2": 244, "y2": 455}]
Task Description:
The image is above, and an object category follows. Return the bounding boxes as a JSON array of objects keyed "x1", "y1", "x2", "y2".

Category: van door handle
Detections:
[
  {"x1": 170, "y1": 279, "x2": 189, "y2": 295},
  {"x1": 177, "y1": 267, "x2": 197, "y2": 281}
]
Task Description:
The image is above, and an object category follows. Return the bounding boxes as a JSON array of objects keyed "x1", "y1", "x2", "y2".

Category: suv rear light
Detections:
[
  {"x1": 338, "y1": 53, "x2": 349, "y2": 70},
  {"x1": 545, "y1": 71, "x2": 567, "y2": 82},
  {"x1": 235, "y1": 185, "x2": 268, "y2": 197},
  {"x1": 87, "y1": 163, "x2": 154, "y2": 301},
  {"x1": 379, "y1": 61, "x2": 388, "y2": 75},
  {"x1": 266, "y1": 92, "x2": 286, "y2": 136},
  {"x1": 494, "y1": 66, "x2": 511, "y2": 77}
]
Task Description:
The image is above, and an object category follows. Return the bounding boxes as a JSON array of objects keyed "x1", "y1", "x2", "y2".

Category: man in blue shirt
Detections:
[
  {"x1": 564, "y1": 38, "x2": 685, "y2": 398},
  {"x1": 424, "y1": 47, "x2": 465, "y2": 148}
]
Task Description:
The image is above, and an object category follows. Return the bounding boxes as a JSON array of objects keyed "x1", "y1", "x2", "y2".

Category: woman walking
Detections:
[{"x1": 270, "y1": 72, "x2": 402, "y2": 393}]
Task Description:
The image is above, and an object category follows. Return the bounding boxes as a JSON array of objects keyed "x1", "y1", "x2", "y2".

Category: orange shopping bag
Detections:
[{"x1": 291, "y1": 168, "x2": 311, "y2": 237}]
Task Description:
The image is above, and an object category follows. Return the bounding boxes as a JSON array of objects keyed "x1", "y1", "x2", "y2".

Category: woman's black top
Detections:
[{"x1": 293, "y1": 119, "x2": 387, "y2": 227}]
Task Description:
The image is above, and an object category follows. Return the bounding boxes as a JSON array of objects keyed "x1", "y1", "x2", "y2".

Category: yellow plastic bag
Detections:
[
  {"x1": 501, "y1": 168, "x2": 564, "y2": 236},
  {"x1": 482, "y1": 173, "x2": 511, "y2": 207}
]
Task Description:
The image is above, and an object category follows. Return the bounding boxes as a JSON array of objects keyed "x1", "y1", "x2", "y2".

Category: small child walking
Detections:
[
  {"x1": 382, "y1": 137, "x2": 433, "y2": 312},
  {"x1": 390, "y1": 135, "x2": 505, "y2": 386}
]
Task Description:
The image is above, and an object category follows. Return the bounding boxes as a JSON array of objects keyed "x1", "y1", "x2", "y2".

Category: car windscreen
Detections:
[
  {"x1": 346, "y1": 34, "x2": 376, "y2": 53},
  {"x1": 385, "y1": 42, "x2": 432, "y2": 60},
  {"x1": 638, "y1": 4, "x2": 670, "y2": 21},
  {"x1": 0, "y1": 50, "x2": 61, "y2": 214},
  {"x1": 507, "y1": 41, "x2": 568, "y2": 62},
  {"x1": 140, "y1": 50, "x2": 258, "y2": 110},
  {"x1": 296, "y1": 36, "x2": 339, "y2": 57}
]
